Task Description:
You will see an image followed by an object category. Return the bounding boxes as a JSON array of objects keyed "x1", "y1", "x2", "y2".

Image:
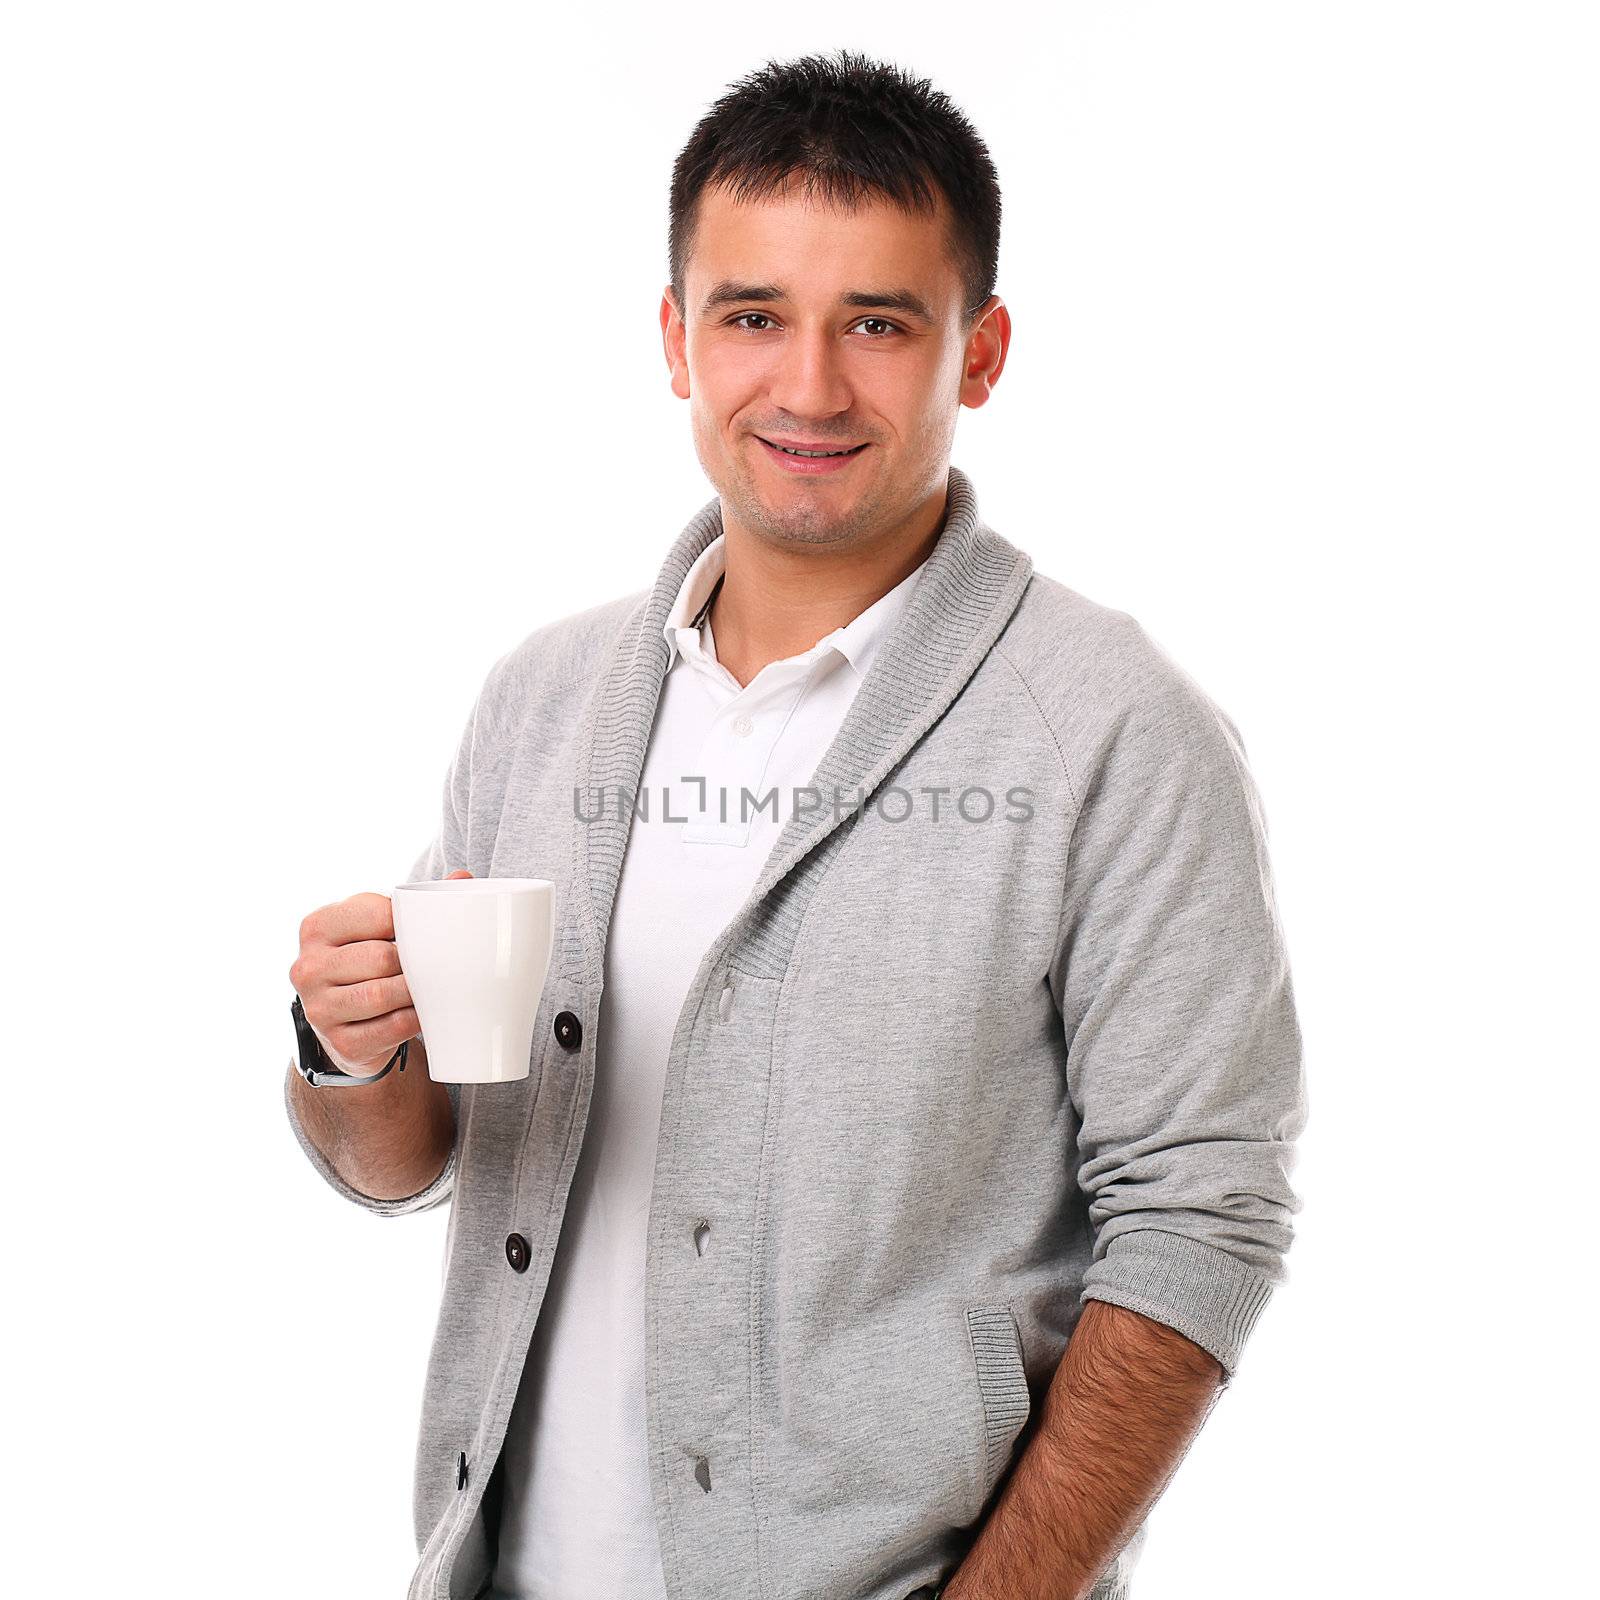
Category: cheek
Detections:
[
  {"x1": 858, "y1": 352, "x2": 949, "y2": 437},
  {"x1": 687, "y1": 345, "x2": 766, "y2": 423}
]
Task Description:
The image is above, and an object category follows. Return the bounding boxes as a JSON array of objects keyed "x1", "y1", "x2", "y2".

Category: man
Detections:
[{"x1": 285, "y1": 49, "x2": 1306, "y2": 1600}]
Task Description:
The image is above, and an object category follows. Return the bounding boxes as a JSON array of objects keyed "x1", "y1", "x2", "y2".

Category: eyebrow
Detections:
[{"x1": 699, "y1": 280, "x2": 936, "y2": 325}]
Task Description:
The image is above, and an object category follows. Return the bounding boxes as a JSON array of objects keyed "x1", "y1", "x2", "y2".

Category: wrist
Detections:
[{"x1": 292, "y1": 994, "x2": 410, "y2": 1087}]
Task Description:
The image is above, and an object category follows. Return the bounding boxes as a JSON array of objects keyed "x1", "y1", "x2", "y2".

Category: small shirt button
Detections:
[
  {"x1": 693, "y1": 1455, "x2": 712, "y2": 1493},
  {"x1": 731, "y1": 713, "x2": 754, "y2": 738},
  {"x1": 717, "y1": 984, "x2": 734, "y2": 1022},
  {"x1": 456, "y1": 1451, "x2": 468, "y2": 1490},
  {"x1": 693, "y1": 1220, "x2": 710, "y2": 1256},
  {"x1": 553, "y1": 1010, "x2": 582, "y2": 1050},
  {"x1": 505, "y1": 1232, "x2": 530, "y2": 1273}
]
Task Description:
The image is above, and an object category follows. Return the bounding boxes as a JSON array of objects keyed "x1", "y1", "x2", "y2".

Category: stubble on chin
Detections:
[
  {"x1": 697, "y1": 423, "x2": 884, "y2": 550},
  {"x1": 743, "y1": 485, "x2": 880, "y2": 549},
  {"x1": 727, "y1": 462, "x2": 888, "y2": 551}
]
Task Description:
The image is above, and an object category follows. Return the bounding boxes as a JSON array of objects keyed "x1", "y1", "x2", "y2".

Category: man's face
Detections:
[{"x1": 661, "y1": 177, "x2": 1006, "y2": 550}]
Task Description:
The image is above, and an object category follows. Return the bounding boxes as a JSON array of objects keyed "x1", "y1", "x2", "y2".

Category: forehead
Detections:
[{"x1": 687, "y1": 177, "x2": 960, "y2": 306}]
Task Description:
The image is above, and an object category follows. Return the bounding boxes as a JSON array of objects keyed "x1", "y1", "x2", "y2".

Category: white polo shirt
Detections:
[{"x1": 488, "y1": 533, "x2": 930, "y2": 1599}]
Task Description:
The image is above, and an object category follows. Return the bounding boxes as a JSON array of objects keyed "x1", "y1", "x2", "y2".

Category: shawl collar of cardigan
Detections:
[{"x1": 574, "y1": 462, "x2": 1034, "y2": 978}]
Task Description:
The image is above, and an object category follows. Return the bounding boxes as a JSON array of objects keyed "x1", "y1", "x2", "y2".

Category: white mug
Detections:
[{"x1": 391, "y1": 877, "x2": 555, "y2": 1084}]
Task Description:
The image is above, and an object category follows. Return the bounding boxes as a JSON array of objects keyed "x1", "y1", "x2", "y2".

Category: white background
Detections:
[{"x1": 3, "y1": 3, "x2": 1594, "y2": 1595}]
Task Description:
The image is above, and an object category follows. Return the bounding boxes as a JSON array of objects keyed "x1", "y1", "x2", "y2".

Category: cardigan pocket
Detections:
[{"x1": 964, "y1": 1304, "x2": 1033, "y2": 1511}]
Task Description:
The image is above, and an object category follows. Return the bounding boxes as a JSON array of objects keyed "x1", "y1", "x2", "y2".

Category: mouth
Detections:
[{"x1": 754, "y1": 436, "x2": 871, "y2": 475}]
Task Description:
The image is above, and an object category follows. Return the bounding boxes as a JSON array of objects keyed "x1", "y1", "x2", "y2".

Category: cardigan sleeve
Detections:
[
  {"x1": 280, "y1": 696, "x2": 479, "y2": 1219},
  {"x1": 1049, "y1": 674, "x2": 1307, "y2": 1381}
]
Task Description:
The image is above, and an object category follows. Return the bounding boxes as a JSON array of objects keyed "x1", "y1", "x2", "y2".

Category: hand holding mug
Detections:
[{"x1": 291, "y1": 870, "x2": 474, "y2": 1078}]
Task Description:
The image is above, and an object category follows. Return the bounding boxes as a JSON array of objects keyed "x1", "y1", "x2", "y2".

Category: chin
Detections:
[{"x1": 758, "y1": 490, "x2": 879, "y2": 549}]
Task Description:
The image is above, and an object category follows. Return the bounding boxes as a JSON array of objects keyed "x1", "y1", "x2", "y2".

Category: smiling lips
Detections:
[
  {"x1": 761, "y1": 438, "x2": 865, "y2": 457},
  {"x1": 755, "y1": 436, "x2": 870, "y2": 474}
]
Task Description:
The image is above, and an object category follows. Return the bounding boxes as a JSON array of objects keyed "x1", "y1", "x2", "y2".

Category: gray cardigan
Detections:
[{"x1": 284, "y1": 464, "x2": 1307, "y2": 1600}]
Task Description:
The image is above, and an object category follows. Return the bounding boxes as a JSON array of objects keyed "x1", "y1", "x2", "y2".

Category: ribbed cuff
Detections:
[{"x1": 1079, "y1": 1227, "x2": 1275, "y2": 1381}]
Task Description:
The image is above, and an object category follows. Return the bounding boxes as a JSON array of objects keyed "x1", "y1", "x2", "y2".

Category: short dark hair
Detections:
[{"x1": 668, "y1": 50, "x2": 1002, "y2": 327}]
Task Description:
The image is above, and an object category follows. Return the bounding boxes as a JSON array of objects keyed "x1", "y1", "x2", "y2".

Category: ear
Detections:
[
  {"x1": 661, "y1": 287, "x2": 691, "y2": 400},
  {"x1": 958, "y1": 296, "x2": 1011, "y2": 410}
]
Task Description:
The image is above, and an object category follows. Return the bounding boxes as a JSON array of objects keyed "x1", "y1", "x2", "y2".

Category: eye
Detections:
[{"x1": 724, "y1": 312, "x2": 904, "y2": 338}]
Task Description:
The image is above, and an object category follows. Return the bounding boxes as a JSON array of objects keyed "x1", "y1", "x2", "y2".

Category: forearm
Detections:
[
  {"x1": 286, "y1": 1037, "x2": 454, "y2": 1202},
  {"x1": 943, "y1": 1298, "x2": 1224, "y2": 1600}
]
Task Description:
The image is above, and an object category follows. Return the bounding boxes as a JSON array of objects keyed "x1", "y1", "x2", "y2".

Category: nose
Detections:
[{"x1": 765, "y1": 323, "x2": 854, "y2": 424}]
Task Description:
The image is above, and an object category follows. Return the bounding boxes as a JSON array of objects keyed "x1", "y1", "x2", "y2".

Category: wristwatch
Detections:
[{"x1": 292, "y1": 993, "x2": 409, "y2": 1087}]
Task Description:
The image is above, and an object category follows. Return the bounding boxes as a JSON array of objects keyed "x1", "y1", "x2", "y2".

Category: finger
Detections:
[
  {"x1": 324, "y1": 1006, "x2": 420, "y2": 1063},
  {"x1": 304, "y1": 893, "x2": 395, "y2": 947},
  {"x1": 446, "y1": 869, "x2": 473, "y2": 880},
  {"x1": 318, "y1": 938, "x2": 404, "y2": 985},
  {"x1": 318, "y1": 973, "x2": 414, "y2": 1025}
]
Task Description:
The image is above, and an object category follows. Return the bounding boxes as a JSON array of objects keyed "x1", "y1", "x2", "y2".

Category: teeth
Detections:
[{"x1": 777, "y1": 444, "x2": 855, "y2": 457}]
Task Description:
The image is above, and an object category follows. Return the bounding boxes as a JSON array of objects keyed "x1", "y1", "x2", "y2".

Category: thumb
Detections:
[{"x1": 446, "y1": 869, "x2": 473, "y2": 880}]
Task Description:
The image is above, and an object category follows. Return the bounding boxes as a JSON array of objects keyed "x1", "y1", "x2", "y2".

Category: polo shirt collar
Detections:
[{"x1": 661, "y1": 531, "x2": 928, "y2": 683}]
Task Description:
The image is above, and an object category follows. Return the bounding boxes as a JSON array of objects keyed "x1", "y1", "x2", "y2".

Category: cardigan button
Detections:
[
  {"x1": 553, "y1": 1010, "x2": 582, "y2": 1050},
  {"x1": 505, "y1": 1232, "x2": 530, "y2": 1272},
  {"x1": 456, "y1": 1451, "x2": 468, "y2": 1490}
]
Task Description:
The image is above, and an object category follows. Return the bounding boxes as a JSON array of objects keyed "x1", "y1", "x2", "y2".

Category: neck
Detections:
[{"x1": 706, "y1": 483, "x2": 949, "y2": 689}]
